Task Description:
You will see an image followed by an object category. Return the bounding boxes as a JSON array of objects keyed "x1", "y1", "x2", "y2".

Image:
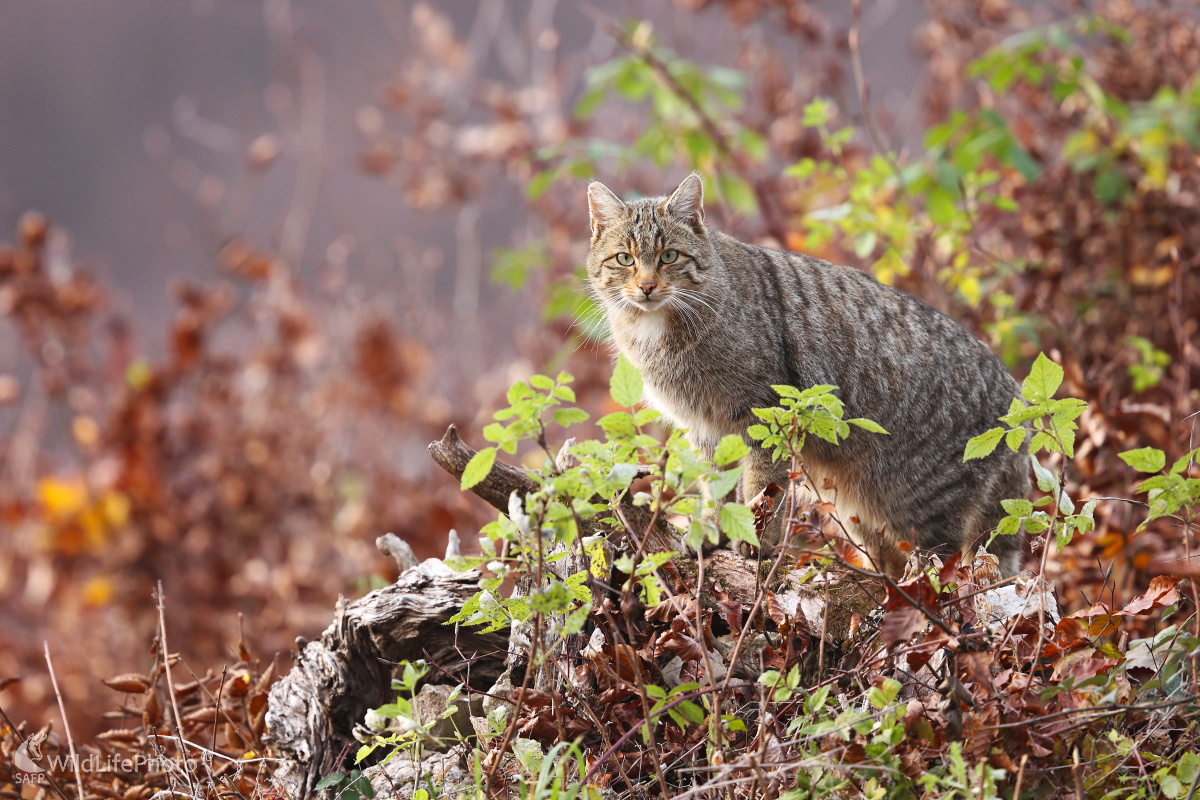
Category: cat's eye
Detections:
[
  {"x1": 615, "y1": 252, "x2": 635, "y2": 267},
  {"x1": 659, "y1": 249, "x2": 679, "y2": 264}
]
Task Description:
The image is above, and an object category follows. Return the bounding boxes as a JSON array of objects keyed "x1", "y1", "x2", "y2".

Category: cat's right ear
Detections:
[{"x1": 587, "y1": 182, "x2": 626, "y2": 238}]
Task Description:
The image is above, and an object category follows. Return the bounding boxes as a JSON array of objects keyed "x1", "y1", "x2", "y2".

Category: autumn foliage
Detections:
[{"x1": 2, "y1": 1, "x2": 1200, "y2": 799}]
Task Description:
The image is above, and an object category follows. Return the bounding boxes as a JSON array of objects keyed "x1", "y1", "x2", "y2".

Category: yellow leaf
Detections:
[
  {"x1": 82, "y1": 576, "x2": 114, "y2": 607},
  {"x1": 37, "y1": 477, "x2": 88, "y2": 520},
  {"x1": 103, "y1": 492, "x2": 131, "y2": 529}
]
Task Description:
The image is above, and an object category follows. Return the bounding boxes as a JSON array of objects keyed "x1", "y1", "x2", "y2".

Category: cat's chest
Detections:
[{"x1": 617, "y1": 335, "x2": 739, "y2": 445}]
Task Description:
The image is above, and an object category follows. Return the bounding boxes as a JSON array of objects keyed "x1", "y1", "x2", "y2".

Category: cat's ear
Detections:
[
  {"x1": 587, "y1": 182, "x2": 626, "y2": 237},
  {"x1": 664, "y1": 173, "x2": 705, "y2": 231}
]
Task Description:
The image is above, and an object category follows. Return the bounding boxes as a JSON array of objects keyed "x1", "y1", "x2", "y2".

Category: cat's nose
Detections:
[{"x1": 639, "y1": 281, "x2": 656, "y2": 298}]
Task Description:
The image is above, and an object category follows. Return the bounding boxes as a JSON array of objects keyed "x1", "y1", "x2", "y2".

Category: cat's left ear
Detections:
[{"x1": 664, "y1": 173, "x2": 705, "y2": 231}]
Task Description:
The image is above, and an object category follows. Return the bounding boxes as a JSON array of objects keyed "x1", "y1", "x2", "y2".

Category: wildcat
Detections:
[{"x1": 585, "y1": 174, "x2": 1029, "y2": 577}]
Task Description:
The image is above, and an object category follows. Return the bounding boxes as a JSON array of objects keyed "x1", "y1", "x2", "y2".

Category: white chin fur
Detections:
[{"x1": 623, "y1": 304, "x2": 667, "y2": 342}]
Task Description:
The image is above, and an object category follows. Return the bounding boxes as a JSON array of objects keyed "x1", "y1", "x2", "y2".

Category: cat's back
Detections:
[{"x1": 710, "y1": 232, "x2": 1019, "y2": 428}]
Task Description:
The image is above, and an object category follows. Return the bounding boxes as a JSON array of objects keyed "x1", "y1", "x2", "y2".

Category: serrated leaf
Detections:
[
  {"x1": 1005, "y1": 427, "x2": 1027, "y2": 452},
  {"x1": 610, "y1": 353, "x2": 644, "y2": 408},
  {"x1": 1001, "y1": 498, "x2": 1033, "y2": 517},
  {"x1": 963, "y1": 427, "x2": 1004, "y2": 461},
  {"x1": 677, "y1": 700, "x2": 706, "y2": 724},
  {"x1": 1119, "y1": 447, "x2": 1165, "y2": 474},
  {"x1": 847, "y1": 418, "x2": 889, "y2": 434},
  {"x1": 552, "y1": 407, "x2": 589, "y2": 427},
  {"x1": 719, "y1": 503, "x2": 759, "y2": 546},
  {"x1": 598, "y1": 412, "x2": 636, "y2": 440},
  {"x1": 707, "y1": 466, "x2": 743, "y2": 500},
  {"x1": 634, "y1": 407, "x2": 661, "y2": 425},
  {"x1": 461, "y1": 447, "x2": 496, "y2": 490},
  {"x1": 996, "y1": 515, "x2": 1021, "y2": 536},
  {"x1": 1031, "y1": 456, "x2": 1056, "y2": 492},
  {"x1": 747, "y1": 424, "x2": 770, "y2": 440},
  {"x1": 551, "y1": 385, "x2": 576, "y2": 402},
  {"x1": 530, "y1": 374, "x2": 554, "y2": 390},
  {"x1": 713, "y1": 434, "x2": 750, "y2": 466},
  {"x1": 1022, "y1": 352, "x2": 1063, "y2": 403}
]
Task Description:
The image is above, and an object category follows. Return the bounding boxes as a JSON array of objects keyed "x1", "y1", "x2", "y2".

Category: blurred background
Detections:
[{"x1": 1, "y1": 0, "x2": 1197, "y2": 739}]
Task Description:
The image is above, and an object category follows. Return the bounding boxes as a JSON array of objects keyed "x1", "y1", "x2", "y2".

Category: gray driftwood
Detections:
[{"x1": 264, "y1": 561, "x2": 508, "y2": 798}]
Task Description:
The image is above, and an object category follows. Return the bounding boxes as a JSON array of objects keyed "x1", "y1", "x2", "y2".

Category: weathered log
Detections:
[
  {"x1": 428, "y1": 424, "x2": 541, "y2": 515},
  {"x1": 264, "y1": 561, "x2": 507, "y2": 799},
  {"x1": 265, "y1": 426, "x2": 879, "y2": 799}
]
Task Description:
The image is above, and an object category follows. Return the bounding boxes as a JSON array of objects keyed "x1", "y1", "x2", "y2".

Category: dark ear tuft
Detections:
[
  {"x1": 587, "y1": 182, "x2": 626, "y2": 237},
  {"x1": 664, "y1": 173, "x2": 704, "y2": 231}
]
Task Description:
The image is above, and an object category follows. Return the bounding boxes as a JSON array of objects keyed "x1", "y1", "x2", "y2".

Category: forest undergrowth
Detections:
[{"x1": 2, "y1": 0, "x2": 1199, "y2": 798}]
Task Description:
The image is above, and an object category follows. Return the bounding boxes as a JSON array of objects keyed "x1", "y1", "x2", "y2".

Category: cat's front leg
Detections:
[
  {"x1": 687, "y1": 431, "x2": 733, "y2": 553},
  {"x1": 739, "y1": 444, "x2": 791, "y2": 555}
]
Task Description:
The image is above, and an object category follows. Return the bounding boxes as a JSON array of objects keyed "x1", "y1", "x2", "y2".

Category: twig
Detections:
[
  {"x1": 210, "y1": 665, "x2": 228, "y2": 754},
  {"x1": 155, "y1": 581, "x2": 199, "y2": 798},
  {"x1": 848, "y1": 0, "x2": 893, "y2": 161},
  {"x1": 582, "y1": 5, "x2": 788, "y2": 244},
  {"x1": 1014, "y1": 753, "x2": 1029, "y2": 800},
  {"x1": 483, "y1": 613, "x2": 542, "y2": 797},
  {"x1": 43, "y1": 643, "x2": 85, "y2": 800},
  {"x1": 1072, "y1": 746, "x2": 1085, "y2": 800}
]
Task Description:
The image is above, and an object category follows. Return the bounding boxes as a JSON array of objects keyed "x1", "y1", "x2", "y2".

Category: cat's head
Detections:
[{"x1": 584, "y1": 174, "x2": 719, "y2": 322}]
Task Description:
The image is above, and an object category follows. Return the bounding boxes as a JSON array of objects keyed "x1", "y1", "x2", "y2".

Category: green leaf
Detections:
[
  {"x1": 1160, "y1": 774, "x2": 1184, "y2": 799},
  {"x1": 610, "y1": 353, "x2": 644, "y2": 408},
  {"x1": 1001, "y1": 498, "x2": 1033, "y2": 517},
  {"x1": 315, "y1": 773, "x2": 345, "y2": 791},
  {"x1": 713, "y1": 434, "x2": 750, "y2": 466},
  {"x1": 530, "y1": 374, "x2": 554, "y2": 390},
  {"x1": 1005, "y1": 427, "x2": 1027, "y2": 452},
  {"x1": 1178, "y1": 752, "x2": 1200, "y2": 785},
  {"x1": 598, "y1": 412, "x2": 636, "y2": 440},
  {"x1": 1119, "y1": 447, "x2": 1165, "y2": 474},
  {"x1": 1022, "y1": 352, "x2": 1063, "y2": 403},
  {"x1": 707, "y1": 466, "x2": 743, "y2": 500},
  {"x1": 553, "y1": 407, "x2": 589, "y2": 427},
  {"x1": 847, "y1": 418, "x2": 889, "y2": 435},
  {"x1": 677, "y1": 700, "x2": 706, "y2": 724},
  {"x1": 963, "y1": 427, "x2": 1004, "y2": 461},
  {"x1": 996, "y1": 515, "x2": 1021, "y2": 536},
  {"x1": 719, "y1": 503, "x2": 759, "y2": 546},
  {"x1": 747, "y1": 424, "x2": 770, "y2": 440},
  {"x1": 461, "y1": 447, "x2": 496, "y2": 490},
  {"x1": 1031, "y1": 456, "x2": 1056, "y2": 493},
  {"x1": 634, "y1": 407, "x2": 661, "y2": 425}
]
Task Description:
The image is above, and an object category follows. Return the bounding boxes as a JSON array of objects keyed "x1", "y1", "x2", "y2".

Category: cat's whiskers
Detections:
[
  {"x1": 664, "y1": 295, "x2": 701, "y2": 341},
  {"x1": 672, "y1": 287, "x2": 721, "y2": 320}
]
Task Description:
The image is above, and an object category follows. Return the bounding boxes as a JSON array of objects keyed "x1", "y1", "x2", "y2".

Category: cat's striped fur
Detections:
[{"x1": 585, "y1": 174, "x2": 1028, "y2": 577}]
